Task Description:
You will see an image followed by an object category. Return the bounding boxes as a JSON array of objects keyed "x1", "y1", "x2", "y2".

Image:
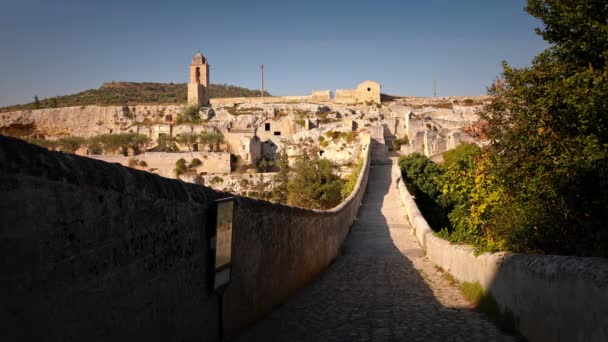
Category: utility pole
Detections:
[{"x1": 260, "y1": 64, "x2": 264, "y2": 98}]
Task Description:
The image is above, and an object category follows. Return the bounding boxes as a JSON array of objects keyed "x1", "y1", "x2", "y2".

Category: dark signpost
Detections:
[{"x1": 208, "y1": 197, "x2": 235, "y2": 341}]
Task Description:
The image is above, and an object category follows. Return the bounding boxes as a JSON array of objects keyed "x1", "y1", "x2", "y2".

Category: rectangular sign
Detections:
[{"x1": 213, "y1": 198, "x2": 234, "y2": 290}]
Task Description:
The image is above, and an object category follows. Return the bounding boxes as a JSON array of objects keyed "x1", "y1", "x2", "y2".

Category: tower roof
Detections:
[{"x1": 192, "y1": 51, "x2": 206, "y2": 65}]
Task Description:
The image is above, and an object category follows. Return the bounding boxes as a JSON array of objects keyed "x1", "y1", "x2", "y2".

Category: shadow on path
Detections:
[{"x1": 236, "y1": 160, "x2": 513, "y2": 341}]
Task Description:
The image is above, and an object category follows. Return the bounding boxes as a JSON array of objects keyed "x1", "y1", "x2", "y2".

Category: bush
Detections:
[
  {"x1": 174, "y1": 158, "x2": 188, "y2": 177},
  {"x1": 398, "y1": 153, "x2": 450, "y2": 231},
  {"x1": 128, "y1": 158, "x2": 139, "y2": 168},
  {"x1": 392, "y1": 136, "x2": 409, "y2": 151},
  {"x1": 138, "y1": 160, "x2": 147, "y2": 167},
  {"x1": 189, "y1": 158, "x2": 202, "y2": 168},
  {"x1": 341, "y1": 158, "x2": 363, "y2": 199},
  {"x1": 210, "y1": 176, "x2": 224, "y2": 185}
]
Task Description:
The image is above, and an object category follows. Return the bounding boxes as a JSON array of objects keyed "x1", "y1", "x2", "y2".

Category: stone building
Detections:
[
  {"x1": 335, "y1": 80, "x2": 381, "y2": 104},
  {"x1": 188, "y1": 52, "x2": 210, "y2": 106}
]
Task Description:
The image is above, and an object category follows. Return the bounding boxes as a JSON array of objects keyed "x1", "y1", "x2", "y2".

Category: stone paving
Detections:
[{"x1": 236, "y1": 158, "x2": 515, "y2": 341}]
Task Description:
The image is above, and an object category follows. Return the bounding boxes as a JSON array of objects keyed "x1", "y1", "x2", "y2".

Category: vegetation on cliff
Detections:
[
  {"x1": 27, "y1": 132, "x2": 150, "y2": 155},
  {"x1": 0, "y1": 82, "x2": 271, "y2": 112}
]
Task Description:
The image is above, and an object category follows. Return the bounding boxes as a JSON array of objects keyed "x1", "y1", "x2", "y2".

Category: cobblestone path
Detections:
[{"x1": 237, "y1": 161, "x2": 514, "y2": 341}]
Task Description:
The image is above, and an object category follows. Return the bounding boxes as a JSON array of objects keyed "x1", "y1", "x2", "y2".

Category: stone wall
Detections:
[
  {"x1": 210, "y1": 95, "x2": 313, "y2": 106},
  {"x1": 89, "y1": 151, "x2": 231, "y2": 178},
  {"x1": 392, "y1": 163, "x2": 608, "y2": 342},
  {"x1": 0, "y1": 134, "x2": 371, "y2": 341}
]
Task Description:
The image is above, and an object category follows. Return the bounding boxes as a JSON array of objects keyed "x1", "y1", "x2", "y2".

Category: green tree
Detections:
[
  {"x1": 176, "y1": 104, "x2": 201, "y2": 124},
  {"x1": 156, "y1": 134, "x2": 177, "y2": 152},
  {"x1": 49, "y1": 97, "x2": 58, "y2": 108},
  {"x1": 176, "y1": 133, "x2": 198, "y2": 151},
  {"x1": 287, "y1": 154, "x2": 343, "y2": 209},
  {"x1": 475, "y1": 0, "x2": 608, "y2": 256},
  {"x1": 272, "y1": 151, "x2": 290, "y2": 203},
  {"x1": 88, "y1": 133, "x2": 150, "y2": 155}
]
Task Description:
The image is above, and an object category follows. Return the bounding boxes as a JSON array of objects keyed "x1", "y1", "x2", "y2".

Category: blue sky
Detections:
[{"x1": 0, "y1": 0, "x2": 548, "y2": 107}]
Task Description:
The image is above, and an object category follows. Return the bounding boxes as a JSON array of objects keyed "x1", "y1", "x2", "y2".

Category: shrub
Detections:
[
  {"x1": 392, "y1": 136, "x2": 409, "y2": 151},
  {"x1": 287, "y1": 154, "x2": 344, "y2": 209},
  {"x1": 128, "y1": 158, "x2": 139, "y2": 168},
  {"x1": 210, "y1": 176, "x2": 224, "y2": 185},
  {"x1": 341, "y1": 158, "x2": 363, "y2": 199},
  {"x1": 189, "y1": 158, "x2": 202, "y2": 168},
  {"x1": 138, "y1": 160, "x2": 147, "y2": 167},
  {"x1": 398, "y1": 153, "x2": 450, "y2": 231}
]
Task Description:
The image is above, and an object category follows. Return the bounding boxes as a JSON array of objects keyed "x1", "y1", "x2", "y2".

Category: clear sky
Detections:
[{"x1": 0, "y1": 0, "x2": 548, "y2": 107}]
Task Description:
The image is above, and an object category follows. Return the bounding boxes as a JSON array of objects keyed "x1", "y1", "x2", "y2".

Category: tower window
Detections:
[
  {"x1": 195, "y1": 67, "x2": 201, "y2": 84},
  {"x1": 274, "y1": 131, "x2": 281, "y2": 136},
  {"x1": 265, "y1": 123, "x2": 270, "y2": 131},
  {"x1": 367, "y1": 87, "x2": 371, "y2": 91}
]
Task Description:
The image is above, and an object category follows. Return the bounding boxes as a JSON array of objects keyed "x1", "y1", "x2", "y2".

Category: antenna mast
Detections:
[{"x1": 260, "y1": 64, "x2": 265, "y2": 98}]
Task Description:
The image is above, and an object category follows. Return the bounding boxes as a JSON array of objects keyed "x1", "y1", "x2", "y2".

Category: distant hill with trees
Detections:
[{"x1": 0, "y1": 82, "x2": 271, "y2": 112}]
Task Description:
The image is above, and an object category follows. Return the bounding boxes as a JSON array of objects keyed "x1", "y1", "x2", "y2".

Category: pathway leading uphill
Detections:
[{"x1": 237, "y1": 147, "x2": 514, "y2": 341}]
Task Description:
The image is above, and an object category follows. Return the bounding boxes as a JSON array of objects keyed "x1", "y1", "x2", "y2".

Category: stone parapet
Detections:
[{"x1": 0, "y1": 134, "x2": 371, "y2": 341}]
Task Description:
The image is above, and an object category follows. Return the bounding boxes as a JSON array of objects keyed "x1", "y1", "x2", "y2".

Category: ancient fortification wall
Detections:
[
  {"x1": 0, "y1": 134, "x2": 370, "y2": 341},
  {"x1": 392, "y1": 163, "x2": 608, "y2": 342}
]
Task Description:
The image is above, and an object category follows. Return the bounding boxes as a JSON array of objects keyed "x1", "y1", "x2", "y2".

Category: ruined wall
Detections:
[
  {"x1": 0, "y1": 134, "x2": 371, "y2": 341},
  {"x1": 392, "y1": 163, "x2": 608, "y2": 342},
  {"x1": 335, "y1": 80, "x2": 381, "y2": 104}
]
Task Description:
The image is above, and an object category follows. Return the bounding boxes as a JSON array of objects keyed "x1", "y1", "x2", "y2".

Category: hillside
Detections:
[{"x1": 0, "y1": 82, "x2": 271, "y2": 112}]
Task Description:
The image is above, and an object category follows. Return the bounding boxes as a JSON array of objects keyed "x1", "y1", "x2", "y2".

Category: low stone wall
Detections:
[
  {"x1": 210, "y1": 95, "x2": 314, "y2": 106},
  {"x1": 392, "y1": 163, "x2": 608, "y2": 342},
  {"x1": 0, "y1": 134, "x2": 370, "y2": 341}
]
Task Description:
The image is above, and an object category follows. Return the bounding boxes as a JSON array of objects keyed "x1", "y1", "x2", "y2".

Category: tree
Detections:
[
  {"x1": 156, "y1": 134, "x2": 177, "y2": 152},
  {"x1": 49, "y1": 97, "x2": 58, "y2": 108},
  {"x1": 88, "y1": 133, "x2": 150, "y2": 155},
  {"x1": 525, "y1": 0, "x2": 608, "y2": 70},
  {"x1": 56, "y1": 136, "x2": 86, "y2": 153},
  {"x1": 474, "y1": 0, "x2": 608, "y2": 256},
  {"x1": 176, "y1": 104, "x2": 201, "y2": 124},
  {"x1": 287, "y1": 154, "x2": 343, "y2": 209},
  {"x1": 176, "y1": 133, "x2": 198, "y2": 151},
  {"x1": 272, "y1": 151, "x2": 290, "y2": 203},
  {"x1": 33, "y1": 96, "x2": 41, "y2": 109}
]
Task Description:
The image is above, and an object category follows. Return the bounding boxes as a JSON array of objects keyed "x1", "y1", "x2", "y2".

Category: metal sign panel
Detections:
[{"x1": 211, "y1": 198, "x2": 234, "y2": 291}]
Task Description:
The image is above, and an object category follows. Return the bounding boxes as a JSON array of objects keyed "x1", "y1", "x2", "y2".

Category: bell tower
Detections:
[{"x1": 188, "y1": 52, "x2": 209, "y2": 106}]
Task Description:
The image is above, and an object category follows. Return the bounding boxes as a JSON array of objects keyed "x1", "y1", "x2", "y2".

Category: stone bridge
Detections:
[{"x1": 1, "y1": 135, "x2": 606, "y2": 341}]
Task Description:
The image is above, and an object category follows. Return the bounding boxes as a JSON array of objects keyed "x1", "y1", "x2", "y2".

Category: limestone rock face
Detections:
[{"x1": 0, "y1": 105, "x2": 182, "y2": 137}]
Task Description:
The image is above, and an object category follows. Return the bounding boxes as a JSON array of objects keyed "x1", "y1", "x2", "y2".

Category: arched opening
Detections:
[{"x1": 195, "y1": 67, "x2": 201, "y2": 84}]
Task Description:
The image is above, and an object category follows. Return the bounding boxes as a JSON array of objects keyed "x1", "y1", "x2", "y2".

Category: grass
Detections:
[
  {"x1": 459, "y1": 282, "x2": 522, "y2": 338},
  {"x1": 433, "y1": 266, "x2": 523, "y2": 339}
]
